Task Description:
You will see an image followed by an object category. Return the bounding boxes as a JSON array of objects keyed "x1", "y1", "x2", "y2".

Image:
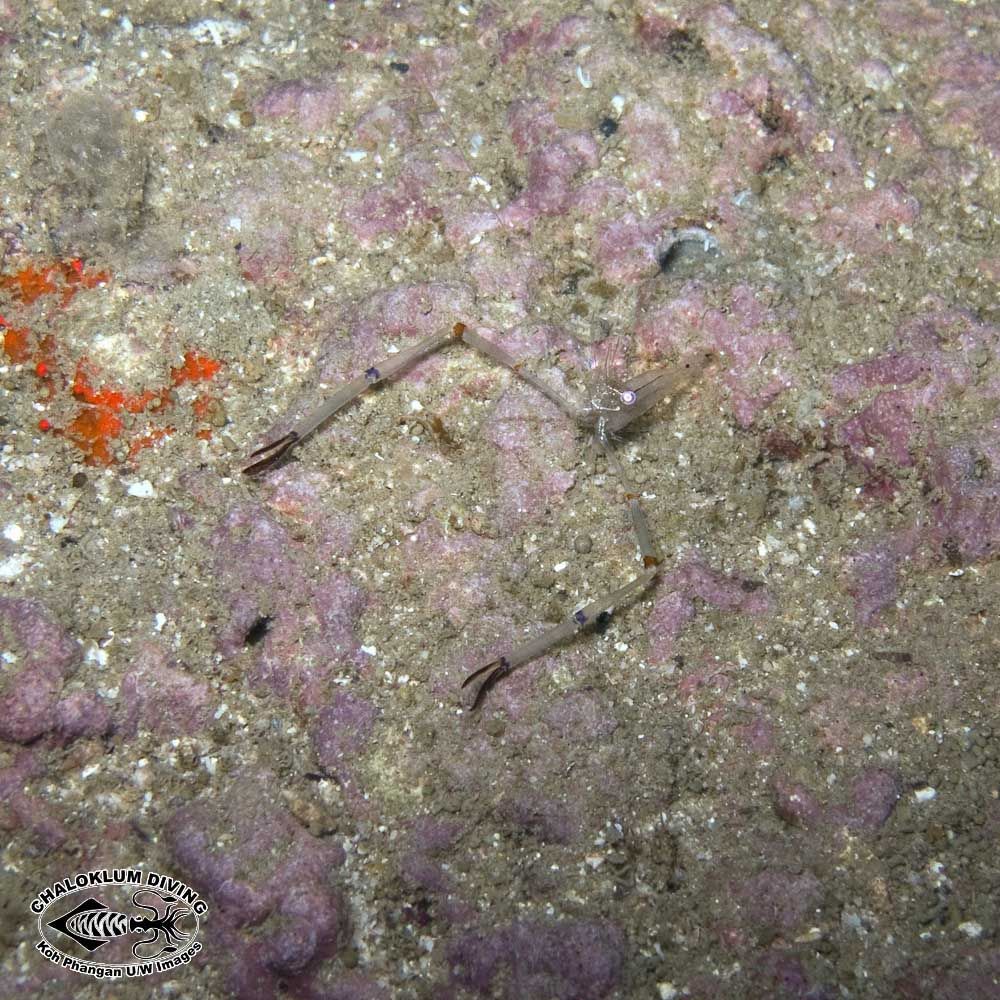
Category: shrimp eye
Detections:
[{"x1": 620, "y1": 389, "x2": 637, "y2": 406}]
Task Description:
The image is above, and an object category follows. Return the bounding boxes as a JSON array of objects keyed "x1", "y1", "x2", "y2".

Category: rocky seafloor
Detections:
[{"x1": 1, "y1": 1, "x2": 998, "y2": 998}]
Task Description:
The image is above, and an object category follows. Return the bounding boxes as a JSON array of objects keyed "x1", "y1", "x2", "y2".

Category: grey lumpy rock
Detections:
[{"x1": 40, "y1": 94, "x2": 148, "y2": 253}]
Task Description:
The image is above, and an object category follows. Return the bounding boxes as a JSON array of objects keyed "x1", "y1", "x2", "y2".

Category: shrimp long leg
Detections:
[
  {"x1": 244, "y1": 325, "x2": 463, "y2": 475},
  {"x1": 459, "y1": 326, "x2": 584, "y2": 423},
  {"x1": 462, "y1": 567, "x2": 659, "y2": 709},
  {"x1": 600, "y1": 438, "x2": 661, "y2": 569},
  {"x1": 244, "y1": 323, "x2": 585, "y2": 475}
]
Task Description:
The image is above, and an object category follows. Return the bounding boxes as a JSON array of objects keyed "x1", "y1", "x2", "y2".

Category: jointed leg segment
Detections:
[
  {"x1": 600, "y1": 439, "x2": 661, "y2": 569},
  {"x1": 458, "y1": 325, "x2": 584, "y2": 422},
  {"x1": 460, "y1": 430, "x2": 664, "y2": 708},
  {"x1": 244, "y1": 322, "x2": 583, "y2": 475},
  {"x1": 244, "y1": 324, "x2": 465, "y2": 475},
  {"x1": 461, "y1": 565, "x2": 659, "y2": 709}
]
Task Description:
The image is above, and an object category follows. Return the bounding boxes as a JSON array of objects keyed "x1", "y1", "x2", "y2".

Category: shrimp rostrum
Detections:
[{"x1": 244, "y1": 319, "x2": 711, "y2": 708}]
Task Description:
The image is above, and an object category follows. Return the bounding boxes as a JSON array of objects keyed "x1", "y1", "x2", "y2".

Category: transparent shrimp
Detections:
[{"x1": 242, "y1": 69, "x2": 718, "y2": 707}]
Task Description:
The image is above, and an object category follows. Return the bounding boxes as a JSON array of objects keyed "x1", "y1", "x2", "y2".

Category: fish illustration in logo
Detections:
[{"x1": 47, "y1": 887, "x2": 194, "y2": 959}]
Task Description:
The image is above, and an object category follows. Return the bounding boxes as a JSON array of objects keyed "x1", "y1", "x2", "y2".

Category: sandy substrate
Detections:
[{"x1": 1, "y1": 2, "x2": 998, "y2": 998}]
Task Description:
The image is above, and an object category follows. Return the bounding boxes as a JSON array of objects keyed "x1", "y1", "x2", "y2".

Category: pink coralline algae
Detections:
[
  {"x1": 498, "y1": 788, "x2": 581, "y2": 846},
  {"x1": 634, "y1": 4, "x2": 889, "y2": 231},
  {"x1": 927, "y1": 44, "x2": 1000, "y2": 158},
  {"x1": 116, "y1": 643, "x2": 214, "y2": 740},
  {"x1": 771, "y1": 768, "x2": 900, "y2": 833},
  {"x1": 310, "y1": 689, "x2": 378, "y2": 779},
  {"x1": 831, "y1": 311, "x2": 983, "y2": 472},
  {"x1": 400, "y1": 817, "x2": 463, "y2": 898},
  {"x1": 253, "y1": 77, "x2": 344, "y2": 133},
  {"x1": 0, "y1": 597, "x2": 80, "y2": 744},
  {"x1": 483, "y1": 384, "x2": 576, "y2": 533},
  {"x1": 619, "y1": 100, "x2": 686, "y2": 196},
  {"x1": 894, "y1": 951, "x2": 1000, "y2": 1000},
  {"x1": 702, "y1": 83, "x2": 799, "y2": 184},
  {"x1": 264, "y1": 466, "x2": 357, "y2": 562},
  {"x1": 53, "y1": 690, "x2": 112, "y2": 745},
  {"x1": 446, "y1": 919, "x2": 625, "y2": 1000},
  {"x1": 399, "y1": 520, "x2": 502, "y2": 632},
  {"x1": 166, "y1": 770, "x2": 347, "y2": 990},
  {"x1": 635, "y1": 282, "x2": 795, "y2": 428},
  {"x1": 747, "y1": 952, "x2": 837, "y2": 1000},
  {"x1": 323, "y1": 974, "x2": 391, "y2": 1000},
  {"x1": 354, "y1": 99, "x2": 419, "y2": 149},
  {"x1": 595, "y1": 210, "x2": 685, "y2": 284},
  {"x1": 845, "y1": 529, "x2": 920, "y2": 627},
  {"x1": 647, "y1": 557, "x2": 772, "y2": 665},
  {"x1": 211, "y1": 502, "x2": 306, "y2": 593},
  {"x1": 465, "y1": 245, "x2": 546, "y2": 320},
  {"x1": 398, "y1": 817, "x2": 478, "y2": 927},
  {"x1": 840, "y1": 769, "x2": 903, "y2": 832},
  {"x1": 0, "y1": 749, "x2": 67, "y2": 850},
  {"x1": 929, "y1": 431, "x2": 1000, "y2": 563},
  {"x1": 209, "y1": 499, "x2": 367, "y2": 711},
  {"x1": 234, "y1": 163, "x2": 317, "y2": 290},
  {"x1": 247, "y1": 571, "x2": 368, "y2": 709},
  {"x1": 814, "y1": 182, "x2": 920, "y2": 257},
  {"x1": 831, "y1": 309, "x2": 1000, "y2": 622},
  {"x1": 342, "y1": 160, "x2": 442, "y2": 246},
  {"x1": 735, "y1": 869, "x2": 824, "y2": 937},
  {"x1": 542, "y1": 689, "x2": 619, "y2": 742},
  {"x1": 500, "y1": 132, "x2": 601, "y2": 230}
]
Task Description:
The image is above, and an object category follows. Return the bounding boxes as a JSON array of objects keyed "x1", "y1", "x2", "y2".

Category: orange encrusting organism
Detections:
[
  {"x1": 65, "y1": 352, "x2": 223, "y2": 464},
  {"x1": 2, "y1": 323, "x2": 32, "y2": 363},
  {"x1": 171, "y1": 352, "x2": 222, "y2": 385},
  {"x1": 72, "y1": 358, "x2": 171, "y2": 413},
  {"x1": 66, "y1": 358, "x2": 170, "y2": 464},
  {"x1": 0, "y1": 260, "x2": 109, "y2": 307},
  {"x1": 64, "y1": 406, "x2": 125, "y2": 466},
  {"x1": 1, "y1": 259, "x2": 223, "y2": 465}
]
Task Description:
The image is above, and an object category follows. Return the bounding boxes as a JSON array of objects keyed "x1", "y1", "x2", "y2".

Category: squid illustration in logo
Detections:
[{"x1": 47, "y1": 888, "x2": 194, "y2": 959}]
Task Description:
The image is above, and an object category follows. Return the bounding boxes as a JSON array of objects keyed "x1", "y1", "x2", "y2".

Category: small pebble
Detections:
[{"x1": 127, "y1": 479, "x2": 157, "y2": 498}]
